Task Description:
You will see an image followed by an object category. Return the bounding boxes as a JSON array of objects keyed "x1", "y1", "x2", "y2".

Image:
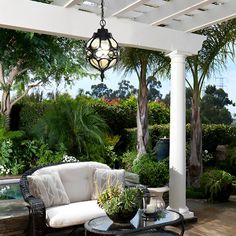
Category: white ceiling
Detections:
[{"x1": 0, "y1": 0, "x2": 235, "y2": 54}]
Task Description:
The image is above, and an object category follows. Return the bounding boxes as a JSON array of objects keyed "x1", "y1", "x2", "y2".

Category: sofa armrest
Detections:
[
  {"x1": 26, "y1": 196, "x2": 46, "y2": 236},
  {"x1": 20, "y1": 168, "x2": 47, "y2": 236}
]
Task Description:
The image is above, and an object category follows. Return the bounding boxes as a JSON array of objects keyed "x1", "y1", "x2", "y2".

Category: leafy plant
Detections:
[
  {"x1": 200, "y1": 169, "x2": 235, "y2": 202},
  {"x1": 32, "y1": 97, "x2": 107, "y2": 158},
  {"x1": 97, "y1": 185, "x2": 143, "y2": 216},
  {"x1": 34, "y1": 142, "x2": 64, "y2": 167},
  {"x1": 132, "y1": 154, "x2": 169, "y2": 187},
  {"x1": 121, "y1": 150, "x2": 137, "y2": 171}
]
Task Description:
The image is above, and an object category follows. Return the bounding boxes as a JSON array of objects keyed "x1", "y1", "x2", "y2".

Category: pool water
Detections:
[{"x1": 0, "y1": 181, "x2": 23, "y2": 200}]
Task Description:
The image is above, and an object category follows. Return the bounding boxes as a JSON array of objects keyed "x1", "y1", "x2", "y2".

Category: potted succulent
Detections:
[
  {"x1": 97, "y1": 185, "x2": 143, "y2": 224},
  {"x1": 201, "y1": 169, "x2": 236, "y2": 202}
]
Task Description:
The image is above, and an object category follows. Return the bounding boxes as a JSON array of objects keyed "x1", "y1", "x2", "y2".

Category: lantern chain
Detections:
[{"x1": 100, "y1": 0, "x2": 106, "y2": 27}]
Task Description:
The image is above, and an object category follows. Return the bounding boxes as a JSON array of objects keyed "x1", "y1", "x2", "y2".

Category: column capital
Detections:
[{"x1": 167, "y1": 50, "x2": 192, "y2": 61}]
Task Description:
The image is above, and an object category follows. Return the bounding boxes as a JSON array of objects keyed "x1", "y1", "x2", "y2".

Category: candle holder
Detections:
[{"x1": 142, "y1": 194, "x2": 158, "y2": 220}]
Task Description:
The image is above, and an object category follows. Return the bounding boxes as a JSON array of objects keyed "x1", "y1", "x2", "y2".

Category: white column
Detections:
[{"x1": 167, "y1": 51, "x2": 194, "y2": 219}]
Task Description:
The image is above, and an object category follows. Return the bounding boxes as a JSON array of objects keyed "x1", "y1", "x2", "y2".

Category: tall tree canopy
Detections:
[
  {"x1": 147, "y1": 76, "x2": 162, "y2": 101},
  {"x1": 201, "y1": 85, "x2": 234, "y2": 124},
  {"x1": 86, "y1": 80, "x2": 138, "y2": 99},
  {"x1": 86, "y1": 83, "x2": 113, "y2": 98},
  {"x1": 186, "y1": 19, "x2": 236, "y2": 187},
  {"x1": 0, "y1": 29, "x2": 89, "y2": 130}
]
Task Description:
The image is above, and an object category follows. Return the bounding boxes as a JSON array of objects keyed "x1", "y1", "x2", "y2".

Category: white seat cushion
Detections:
[{"x1": 46, "y1": 200, "x2": 106, "y2": 228}]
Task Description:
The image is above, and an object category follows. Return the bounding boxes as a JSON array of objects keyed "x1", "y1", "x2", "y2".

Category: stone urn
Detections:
[{"x1": 147, "y1": 187, "x2": 169, "y2": 210}]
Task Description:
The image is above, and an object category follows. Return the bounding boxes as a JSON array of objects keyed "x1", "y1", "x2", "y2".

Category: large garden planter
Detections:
[{"x1": 211, "y1": 183, "x2": 233, "y2": 202}]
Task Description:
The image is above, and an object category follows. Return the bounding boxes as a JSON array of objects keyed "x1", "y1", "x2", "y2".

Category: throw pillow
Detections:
[
  {"x1": 27, "y1": 172, "x2": 70, "y2": 208},
  {"x1": 125, "y1": 171, "x2": 140, "y2": 186},
  {"x1": 92, "y1": 169, "x2": 125, "y2": 199}
]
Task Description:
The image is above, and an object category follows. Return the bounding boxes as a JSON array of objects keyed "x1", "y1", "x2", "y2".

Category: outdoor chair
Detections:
[{"x1": 19, "y1": 162, "x2": 142, "y2": 236}]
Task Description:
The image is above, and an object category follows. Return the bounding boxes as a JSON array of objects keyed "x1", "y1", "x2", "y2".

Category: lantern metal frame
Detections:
[{"x1": 85, "y1": 0, "x2": 120, "y2": 81}]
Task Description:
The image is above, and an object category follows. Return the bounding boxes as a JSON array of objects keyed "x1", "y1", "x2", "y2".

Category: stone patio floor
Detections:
[{"x1": 177, "y1": 195, "x2": 236, "y2": 236}]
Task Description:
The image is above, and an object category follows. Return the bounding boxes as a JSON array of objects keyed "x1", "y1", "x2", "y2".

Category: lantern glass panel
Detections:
[
  {"x1": 91, "y1": 38, "x2": 100, "y2": 49},
  {"x1": 99, "y1": 59, "x2": 109, "y2": 69},
  {"x1": 90, "y1": 58, "x2": 99, "y2": 69},
  {"x1": 110, "y1": 38, "x2": 118, "y2": 49},
  {"x1": 109, "y1": 59, "x2": 117, "y2": 68},
  {"x1": 101, "y1": 40, "x2": 110, "y2": 50}
]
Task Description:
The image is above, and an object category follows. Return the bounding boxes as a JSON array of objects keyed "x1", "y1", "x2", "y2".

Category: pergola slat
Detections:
[
  {"x1": 167, "y1": 0, "x2": 236, "y2": 32},
  {"x1": 136, "y1": 0, "x2": 216, "y2": 26},
  {"x1": 106, "y1": 0, "x2": 149, "y2": 17}
]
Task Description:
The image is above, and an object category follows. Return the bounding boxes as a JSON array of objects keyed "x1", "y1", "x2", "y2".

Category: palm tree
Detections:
[
  {"x1": 186, "y1": 19, "x2": 236, "y2": 187},
  {"x1": 32, "y1": 96, "x2": 107, "y2": 157},
  {"x1": 120, "y1": 48, "x2": 169, "y2": 158}
]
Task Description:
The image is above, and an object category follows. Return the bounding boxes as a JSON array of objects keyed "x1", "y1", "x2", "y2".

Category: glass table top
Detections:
[{"x1": 85, "y1": 209, "x2": 183, "y2": 235}]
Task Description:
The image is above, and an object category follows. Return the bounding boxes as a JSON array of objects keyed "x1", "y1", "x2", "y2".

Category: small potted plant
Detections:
[
  {"x1": 97, "y1": 185, "x2": 143, "y2": 224},
  {"x1": 201, "y1": 169, "x2": 236, "y2": 202},
  {"x1": 132, "y1": 155, "x2": 169, "y2": 208}
]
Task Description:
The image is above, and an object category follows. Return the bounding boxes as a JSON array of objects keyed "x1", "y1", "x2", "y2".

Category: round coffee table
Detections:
[{"x1": 84, "y1": 210, "x2": 184, "y2": 236}]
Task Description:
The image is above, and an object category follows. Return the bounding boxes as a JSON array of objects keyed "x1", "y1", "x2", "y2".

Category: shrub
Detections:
[
  {"x1": 216, "y1": 146, "x2": 236, "y2": 175},
  {"x1": 123, "y1": 124, "x2": 236, "y2": 155},
  {"x1": 200, "y1": 169, "x2": 235, "y2": 202},
  {"x1": 76, "y1": 96, "x2": 170, "y2": 135},
  {"x1": 148, "y1": 101, "x2": 170, "y2": 125},
  {"x1": 201, "y1": 124, "x2": 236, "y2": 153},
  {"x1": 91, "y1": 100, "x2": 136, "y2": 134},
  {"x1": 186, "y1": 187, "x2": 206, "y2": 199},
  {"x1": 132, "y1": 154, "x2": 169, "y2": 187},
  {"x1": 18, "y1": 100, "x2": 48, "y2": 135},
  {"x1": 121, "y1": 150, "x2": 137, "y2": 171}
]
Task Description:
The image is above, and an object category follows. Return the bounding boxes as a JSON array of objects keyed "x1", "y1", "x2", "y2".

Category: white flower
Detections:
[{"x1": 62, "y1": 154, "x2": 79, "y2": 163}]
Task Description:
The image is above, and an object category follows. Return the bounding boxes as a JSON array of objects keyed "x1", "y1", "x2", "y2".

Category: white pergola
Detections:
[{"x1": 0, "y1": 0, "x2": 235, "y2": 219}]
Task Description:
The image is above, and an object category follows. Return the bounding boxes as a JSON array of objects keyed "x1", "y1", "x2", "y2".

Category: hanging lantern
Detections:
[{"x1": 86, "y1": 0, "x2": 120, "y2": 82}]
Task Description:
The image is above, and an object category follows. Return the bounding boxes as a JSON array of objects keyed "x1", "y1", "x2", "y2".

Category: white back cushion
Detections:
[
  {"x1": 27, "y1": 172, "x2": 70, "y2": 208},
  {"x1": 33, "y1": 162, "x2": 110, "y2": 202},
  {"x1": 92, "y1": 169, "x2": 125, "y2": 199}
]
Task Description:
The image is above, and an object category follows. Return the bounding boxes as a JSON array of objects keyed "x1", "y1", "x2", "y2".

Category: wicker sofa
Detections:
[{"x1": 20, "y1": 162, "x2": 139, "y2": 236}]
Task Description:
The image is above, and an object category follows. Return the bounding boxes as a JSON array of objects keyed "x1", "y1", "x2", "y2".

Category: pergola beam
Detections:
[
  {"x1": 0, "y1": 0, "x2": 205, "y2": 54},
  {"x1": 137, "y1": 0, "x2": 216, "y2": 26},
  {"x1": 168, "y1": 0, "x2": 236, "y2": 32}
]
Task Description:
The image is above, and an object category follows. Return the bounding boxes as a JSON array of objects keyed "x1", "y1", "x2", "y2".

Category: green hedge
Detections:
[
  {"x1": 18, "y1": 100, "x2": 49, "y2": 135},
  {"x1": 124, "y1": 124, "x2": 236, "y2": 152},
  {"x1": 16, "y1": 96, "x2": 170, "y2": 136},
  {"x1": 201, "y1": 124, "x2": 236, "y2": 153}
]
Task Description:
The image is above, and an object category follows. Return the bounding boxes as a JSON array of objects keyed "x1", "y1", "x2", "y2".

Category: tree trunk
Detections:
[
  {"x1": 189, "y1": 90, "x2": 202, "y2": 188},
  {"x1": 0, "y1": 89, "x2": 12, "y2": 131},
  {"x1": 136, "y1": 64, "x2": 148, "y2": 159}
]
